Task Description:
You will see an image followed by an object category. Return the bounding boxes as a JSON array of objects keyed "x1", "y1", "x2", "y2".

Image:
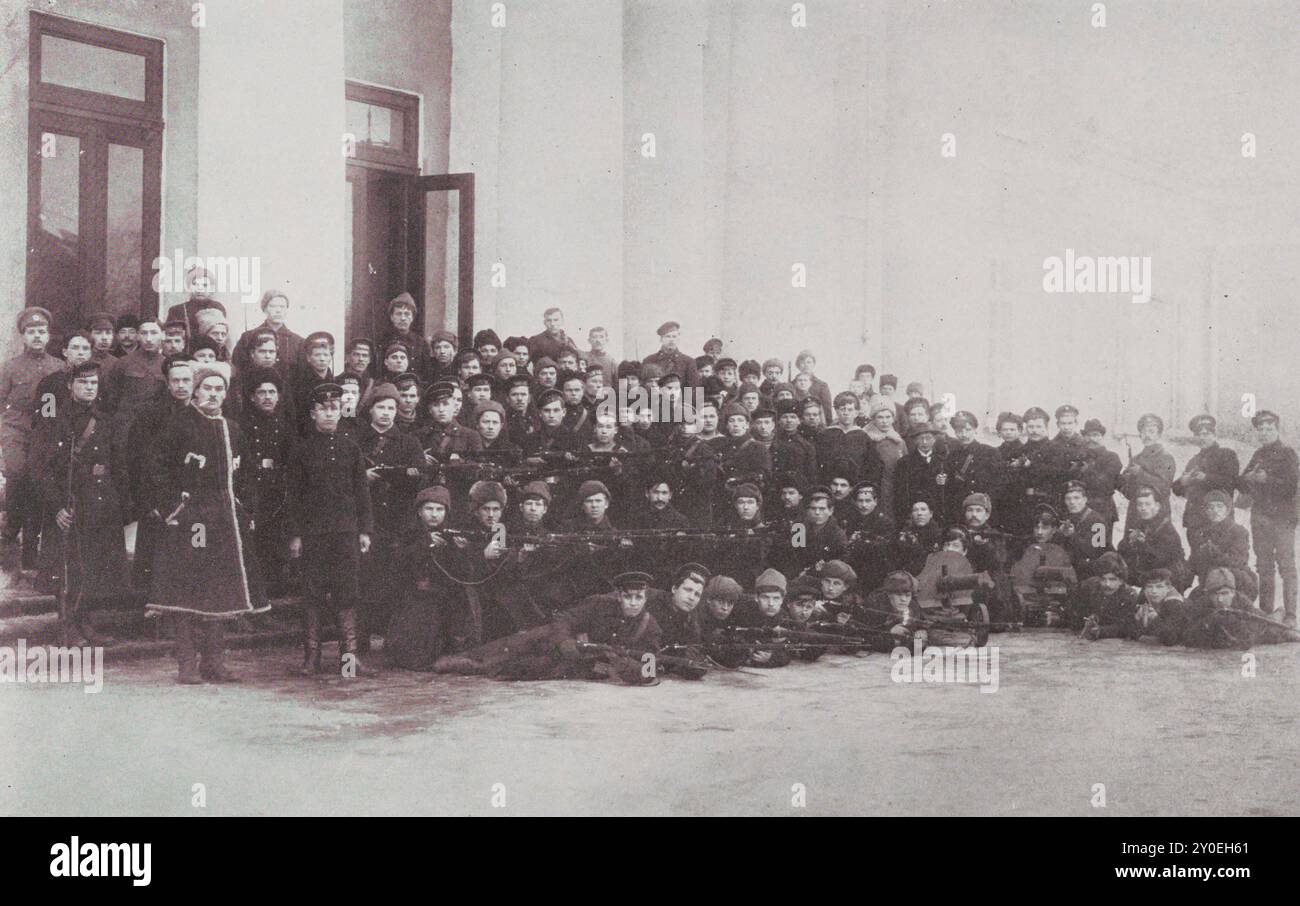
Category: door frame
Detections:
[{"x1": 413, "y1": 173, "x2": 475, "y2": 349}]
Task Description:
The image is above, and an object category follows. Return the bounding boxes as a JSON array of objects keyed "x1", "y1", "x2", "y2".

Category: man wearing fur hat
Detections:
[
  {"x1": 286, "y1": 383, "x2": 374, "y2": 675},
  {"x1": 147, "y1": 362, "x2": 268, "y2": 682}
]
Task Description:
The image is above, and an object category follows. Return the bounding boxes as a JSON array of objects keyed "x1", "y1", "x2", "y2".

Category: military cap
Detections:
[
  {"x1": 468, "y1": 480, "x2": 507, "y2": 507},
  {"x1": 1082, "y1": 418, "x2": 1106, "y2": 435},
  {"x1": 1054, "y1": 404, "x2": 1079, "y2": 420},
  {"x1": 963, "y1": 492, "x2": 992, "y2": 512},
  {"x1": 1136, "y1": 413, "x2": 1164, "y2": 433},
  {"x1": 731, "y1": 483, "x2": 763, "y2": 503},
  {"x1": 518, "y1": 480, "x2": 552, "y2": 504},
  {"x1": 505, "y1": 374, "x2": 532, "y2": 392},
  {"x1": 369, "y1": 382, "x2": 401, "y2": 405},
  {"x1": 474, "y1": 399, "x2": 506, "y2": 421},
  {"x1": 775, "y1": 398, "x2": 801, "y2": 417},
  {"x1": 1034, "y1": 504, "x2": 1060, "y2": 525},
  {"x1": 788, "y1": 575, "x2": 823, "y2": 599},
  {"x1": 384, "y1": 339, "x2": 411, "y2": 359},
  {"x1": 754, "y1": 568, "x2": 787, "y2": 594},
  {"x1": 577, "y1": 480, "x2": 610, "y2": 501},
  {"x1": 616, "y1": 360, "x2": 642, "y2": 380},
  {"x1": 704, "y1": 575, "x2": 742, "y2": 603},
  {"x1": 673, "y1": 562, "x2": 712, "y2": 587},
  {"x1": 392, "y1": 372, "x2": 420, "y2": 390},
  {"x1": 85, "y1": 312, "x2": 116, "y2": 331},
  {"x1": 612, "y1": 571, "x2": 652, "y2": 591},
  {"x1": 1204, "y1": 567, "x2": 1236, "y2": 593},
  {"x1": 431, "y1": 329, "x2": 457, "y2": 348},
  {"x1": 703, "y1": 337, "x2": 723, "y2": 354},
  {"x1": 1188, "y1": 414, "x2": 1217, "y2": 434},
  {"x1": 882, "y1": 571, "x2": 919, "y2": 594},
  {"x1": 245, "y1": 366, "x2": 283, "y2": 395},
  {"x1": 715, "y1": 357, "x2": 737, "y2": 371},
  {"x1": 950, "y1": 410, "x2": 978, "y2": 430},
  {"x1": 819, "y1": 560, "x2": 857, "y2": 583},
  {"x1": 906, "y1": 421, "x2": 938, "y2": 439},
  {"x1": 502, "y1": 335, "x2": 528, "y2": 352},
  {"x1": 387, "y1": 292, "x2": 417, "y2": 315},
  {"x1": 1140, "y1": 568, "x2": 1174, "y2": 586},
  {"x1": 751, "y1": 405, "x2": 777, "y2": 421},
  {"x1": 347, "y1": 337, "x2": 375, "y2": 354},
  {"x1": 161, "y1": 354, "x2": 193, "y2": 376},
  {"x1": 1251, "y1": 410, "x2": 1280, "y2": 428},
  {"x1": 853, "y1": 482, "x2": 878, "y2": 499},
  {"x1": 309, "y1": 382, "x2": 343, "y2": 404},
  {"x1": 799, "y1": 397, "x2": 823, "y2": 413},
  {"x1": 833, "y1": 391, "x2": 859, "y2": 409},
  {"x1": 656, "y1": 321, "x2": 680, "y2": 337},
  {"x1": 695, "y1": 355, "x2": 715, "y2": 370},
  {"x1": 534, "y1": 356, "x2": 558, "y2": 373},
  {"x1": 997, "y1": 411, "x2": 1024, "y2": 428},
  {"x1": 466, "y1": 372, "x2": 495, "y2": 389},
  {"x1": 806, "y1": 485, "x2": 833, "y2": 502},
  {"x1": 425, "y1": 381, "x2": 458, "y2": 403},
  {"x1": 1203, "y1": 489, "x2": 1233, "y2": 509},
  {"x1": 163, "y1": 316, "x2": 188, "y2": 334},
  {"x1": 115, "y1": 314, "x2": 140, "y2": 330},
  {"x1": 720, "y1": 402, "x2": 749, "y2": 422},
  {"x1": 474, "y1": 328, "x2": 501, "y2": 350},
  {"x1": 905, "y1": 381, "x2": 925, "y2": 396},
  {"x1": 536, "y1": 388, "x2": 564, "y2": 408},
  {"x1": 879, "y1": 373, "x2": 898, "y2": 390},
  {"x1": 1092, "y1": 551, "x2": 1128, "y2": 582},
  {"x1": 305, "y1": 330, "x2": 335, "y2": 350},
  {"x1": 66, "y1": 360, "x2": 102, "y2": 382},
  {"x1": 1022, "y1": 406, "x2": 1050, "y2": 424},
  {"x1": 17, "y1": 306, "x2": 52, "y2": 332},
  {"x1": 336, "y1": 371, "x2": 362, "y2": 388},
  {"x1": 1064, "y1": 480, "x2": 1088, "y2": 496},
  {"x1": 415, "y1": 485, "x2": 452, "y2": 509},
  {"x1": 193, "y1": 362, "x2": 231, "y2": 389}
]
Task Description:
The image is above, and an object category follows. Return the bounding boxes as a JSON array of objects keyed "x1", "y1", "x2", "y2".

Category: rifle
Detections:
[
  {"x1": 574, "y1": 641, "x2": 714, "y2": 679},
  {"x1": 58, "y1": 427, "x2": 75, "y2": 641},
  {"x1": 725, "y1": 625, "x2": 874, "y2": 647},
  {"x1": 1214, "y1": 607, "x2": 1300, "y2": 643}
]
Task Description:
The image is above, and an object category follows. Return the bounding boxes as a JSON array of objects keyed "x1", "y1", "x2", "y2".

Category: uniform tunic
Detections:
[{"x1": 0, "y1": 349, "x2": 63, "y2": 476}]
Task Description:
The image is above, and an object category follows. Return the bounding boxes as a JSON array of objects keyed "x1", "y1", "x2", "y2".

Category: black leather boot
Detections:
[{"x1": 300, "y1": 606, "x2": 322, "y2": 675}]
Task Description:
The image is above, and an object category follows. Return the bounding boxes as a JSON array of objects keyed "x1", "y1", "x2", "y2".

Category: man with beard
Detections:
[
  {"x1": 941, "y1": 410, "x2": 1003, "y2": 527},
  {"x1": 357, "y1": 383, "x2": 426, "y2": 654},
  {"x1": 239, "y1": 366, "x2": 296, "y2": 597},
  {"x1": 1172, "y1": 414, "x2": 1239, "y2": 534},
  {"x1": 1078, "y1": 418, "x2": 1123, "y2": 544},
  {"x1": 31, "y1": 361, "x2": 128, "y2": 643},
  {"x1": 1117, "y1": 485, "x2": 1188, "y2": 591}
]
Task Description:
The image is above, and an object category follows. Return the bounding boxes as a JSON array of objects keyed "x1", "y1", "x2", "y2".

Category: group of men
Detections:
[{"x1": 1, "y1": 286, "x2": 1295, "y2": 685}]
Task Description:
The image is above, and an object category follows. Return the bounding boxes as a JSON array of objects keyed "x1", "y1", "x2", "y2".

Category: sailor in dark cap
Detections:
[
  {"x1": 236, "y1": 365, "x2": 295, "y2": 595},
  {"x1": 286, "y1": 382, "x2": 375, "y2": 675},
  {"x1": 643, "y1": 321, "x2": 699, "y2": 389},
  {"x1": 84, "y1": 312, "x2": 121, "y2": 383},
  {"x1": 940, "y1": 409, "x2": 1004, "y2": 526},
  {"x1": 415, "y1": 380, "x2": 483, "y2": 506},
  {"x1": 111, "y1": 314, "x2": 140, "y2": 358},
  {"x1": 1072, "y1": 417, "x2": 1123, "y2": 544},
  {"x1": 1173, "y1": 413, "x2": 1240, "y2": 533},
  {"x1": 1121, "y1": 413, "x2": 1176, "y2": 533},
  {"x1": 1238, "y1": 409, "x2": 1298, "y2": 624}
]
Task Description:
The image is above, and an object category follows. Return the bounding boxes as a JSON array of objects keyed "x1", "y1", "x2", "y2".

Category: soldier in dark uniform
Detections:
[
  {"x1": 1173, "y1": 414, "x2": 1239, "y2": 533},
  {"x1": 961, "y1": 492, "x2": 1019, "y2": 623},
  {"x1": 1075, "y1": 552, "x2": 1143, "y2": 640},
  {"x1": 30, "y1": 361, "x2": 128, "y2": 643},
  {"x1": 1117, "y1": 485, "x2": 1188, "y2": 590},
  {"x1": 416, "y1": 381, "x2": 485, "y2": 503},
  {"x1": 377, "y1": 293, "x2": 434, "y2": 384},
  {"x1": 643, "y1": 321, "x2": 700, "y2": 388},
  {"x1": 779, "y1": 487, "x2": 848, "y2": 578},
  {"x1": 893, "y1": 423, "x2": 947, "y2": 527},
  {"x1": 713, "y1": 483, "x2": 769, "y2": 589},
  {"x1": 356, "y1": 382, "x2": 426, "y2": 653},
  {"x1": 232, "y1": 290, "x2": 304, "y2": 376},
  {"x1": 1237, "y1": 410, "x2": 1298, "y2": 625},
  {"x1": 1079, "y1": 418, "x2": 1123, "y2": 544},
  {"x1": 842, "y1": 483, "x2": 894, "y2": 596},
  {"x1": 941, "y1": 411, "x2": 1003, "y2": 527},
  {"x1": 238, "y1": 366, "x2": 295, "y2": 597},
  {"x1": 502, "y1": 374, "x2": 541, "y2": 454},
  {"x1": 1049, "y1": 404, "x2": 1090, "y2": 486},
  {"x1": 526, "y1": 308, "x2": 581, "y2": 368},
  {"x1": 1186, "y1": 490, "x2": 1255, "y2": 599},
  {"x1": 817, "y1": 391, "x2": 884, "y2": 488},
  {"x1": 647, "y1": 562, "x2": 709, "y2": 650},
  {"x1": 162, "y1": 265, "x2": 226, "y2": 340},
  {"x1": 289, "y1": 332, "x2": 335, "y2": 436},
  {"x1": 1058, "y1": 479, "x2": 1112, "y2": 578},
  {"x1": 1120, "y1": 413, "x2": 1175, "y2": 532},
  {"x1": 286, "y1": 383, "x2": 374, "y2": 675},
  {"x1": 530, "y1": 388, "x2": 580, "y2": 457}
]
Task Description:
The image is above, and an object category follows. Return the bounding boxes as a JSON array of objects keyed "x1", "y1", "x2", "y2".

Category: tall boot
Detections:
[
  {"x1": 338, "y1": 608, "x2": 375, "y2": 676},
  {"x1": 200, "y1": 619, "x2": 238, "y2": 682},
  {"x1": 176, "y1": 615, "x2": 201, "y2": 684},
  {"x1": 300, "y1": 605, "x2": 322, "y2": 675}
]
